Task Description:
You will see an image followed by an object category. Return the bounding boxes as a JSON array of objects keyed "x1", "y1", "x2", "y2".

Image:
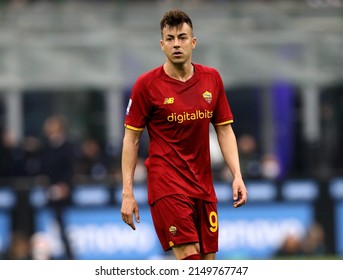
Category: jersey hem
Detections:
[{"x1": 148, "y1": 193, "x2": 218, "y2": 205}]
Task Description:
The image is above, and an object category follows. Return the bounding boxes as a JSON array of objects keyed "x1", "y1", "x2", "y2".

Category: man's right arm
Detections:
[{"x1": 121, "y1": 127, "x2": 143, "y2": 230}]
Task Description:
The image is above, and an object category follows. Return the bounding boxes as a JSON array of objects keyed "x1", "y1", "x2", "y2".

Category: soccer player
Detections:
[{"x1": 121, "y1": 9, "x2": 248, "y2": 260}]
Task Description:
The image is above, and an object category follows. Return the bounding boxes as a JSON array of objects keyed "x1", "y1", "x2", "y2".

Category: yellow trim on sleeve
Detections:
[
  {"x1": 124, "y1": 124, "x2": 144, "y2": 131},
  {"x1": 214, "y1": 120, "x2": 233, "y2": 126}
]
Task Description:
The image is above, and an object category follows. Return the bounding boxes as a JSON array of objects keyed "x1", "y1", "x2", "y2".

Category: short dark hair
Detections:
[{"x1": 160, "y1": 9, "x2": 193, "y2": 35}]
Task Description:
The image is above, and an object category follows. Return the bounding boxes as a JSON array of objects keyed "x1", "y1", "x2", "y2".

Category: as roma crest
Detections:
[
  {"x1": 203, "y1": 91, "x2": 212, "y2": 104},
  {"x1": 169, "y1": 226, "x2": 177, "y2": 236}
]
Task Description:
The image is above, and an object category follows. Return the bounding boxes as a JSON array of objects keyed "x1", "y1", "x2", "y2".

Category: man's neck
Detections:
[{"x1": 163, "y1": 62, "x2": 194, "y2": 82}]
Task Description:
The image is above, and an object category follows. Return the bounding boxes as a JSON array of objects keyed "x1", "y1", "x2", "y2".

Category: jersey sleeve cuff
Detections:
[
  {"x1": 213, "y1": 120, "x2": 234, "y2": 126},
  {"x1": 124, "y1": 124, "x2": 144, "y2": 131}
]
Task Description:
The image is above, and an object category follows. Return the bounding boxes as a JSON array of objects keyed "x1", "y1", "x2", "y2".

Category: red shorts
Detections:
[{"x1": 150, "y1": 194, "x2": 219, "y2": 254}]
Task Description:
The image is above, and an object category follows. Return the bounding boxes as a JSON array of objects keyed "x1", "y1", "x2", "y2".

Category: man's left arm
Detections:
[{"x1": 214, "y1": 124, "x2": 248, "y2": 208}]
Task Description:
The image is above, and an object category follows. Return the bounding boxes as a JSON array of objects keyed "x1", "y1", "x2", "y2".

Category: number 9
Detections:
[{"x1": 209, "y1": 211, "x2": 218, "y2": 232}]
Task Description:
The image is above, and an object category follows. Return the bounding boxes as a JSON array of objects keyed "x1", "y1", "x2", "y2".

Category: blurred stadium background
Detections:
[{"x1": 0, "y1": 0, "x2": 343, "y2": 260}]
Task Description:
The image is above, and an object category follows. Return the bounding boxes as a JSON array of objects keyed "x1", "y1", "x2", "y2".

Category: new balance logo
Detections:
[{"x1": 163, "y1": 97, "x2": 174, "y2": 104}]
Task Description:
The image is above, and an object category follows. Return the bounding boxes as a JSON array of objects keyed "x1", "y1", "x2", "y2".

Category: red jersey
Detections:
[{"x1": 124, "y1": 63, "x2": 233, "y2": 204}]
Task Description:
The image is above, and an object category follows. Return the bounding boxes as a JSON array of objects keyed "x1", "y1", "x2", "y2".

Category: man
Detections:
[
  {"x1": 40, "y1": 114, "x2": 75, "y2": 259},
  {"x1": 121, "y1": 9, "x2": 248, "y2": 260}
]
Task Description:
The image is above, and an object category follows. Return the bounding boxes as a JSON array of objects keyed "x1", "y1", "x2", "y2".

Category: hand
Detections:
[
  {"x1": 121, "y1": 194, "x2": 140, "y2": 230},
  {"x1": 48, "y1": 183, "x2": 70, "y2": 201},
  {"x1": 232, "y1": 177, "x2": 248, "y2": 208}
]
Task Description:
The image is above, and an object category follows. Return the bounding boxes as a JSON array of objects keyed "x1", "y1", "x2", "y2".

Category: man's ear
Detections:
[
  {"x1": 192, "y1": 36, "x2": 197, "y2": 50},
  {"x1": 160, "y1": 39, "x2": 165, "y2": 52}
]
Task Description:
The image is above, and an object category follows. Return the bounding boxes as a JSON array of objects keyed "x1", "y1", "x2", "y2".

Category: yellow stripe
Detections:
[
  {"x1": 124, "y1": 124, "x2": 144, "y2": 131},
  {"x1": 214, "y1": 120, "x2": 233, "y2": 126}
]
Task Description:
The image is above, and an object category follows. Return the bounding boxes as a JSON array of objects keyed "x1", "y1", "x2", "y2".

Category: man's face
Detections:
[{"x1": 160, "y1": 23, "x2": 196, "y2": 65}]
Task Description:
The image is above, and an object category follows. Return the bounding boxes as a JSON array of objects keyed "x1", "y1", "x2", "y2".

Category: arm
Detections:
[
  {"x1": 214, "y1": 124, "x2": 248, "y2": 208},
  {"x1": 121, "y1": 127, "x2": 143, "y2": 230}
]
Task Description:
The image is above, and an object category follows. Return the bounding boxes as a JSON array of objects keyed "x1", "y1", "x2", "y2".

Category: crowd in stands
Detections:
[{"x1": 0, "y1": 114, "x2": 121, "y2": 185}]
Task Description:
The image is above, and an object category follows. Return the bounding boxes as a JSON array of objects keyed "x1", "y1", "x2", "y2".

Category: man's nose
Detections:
[{"x1": 173, "y1": 39, "x2": 180, "y2": 48}]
